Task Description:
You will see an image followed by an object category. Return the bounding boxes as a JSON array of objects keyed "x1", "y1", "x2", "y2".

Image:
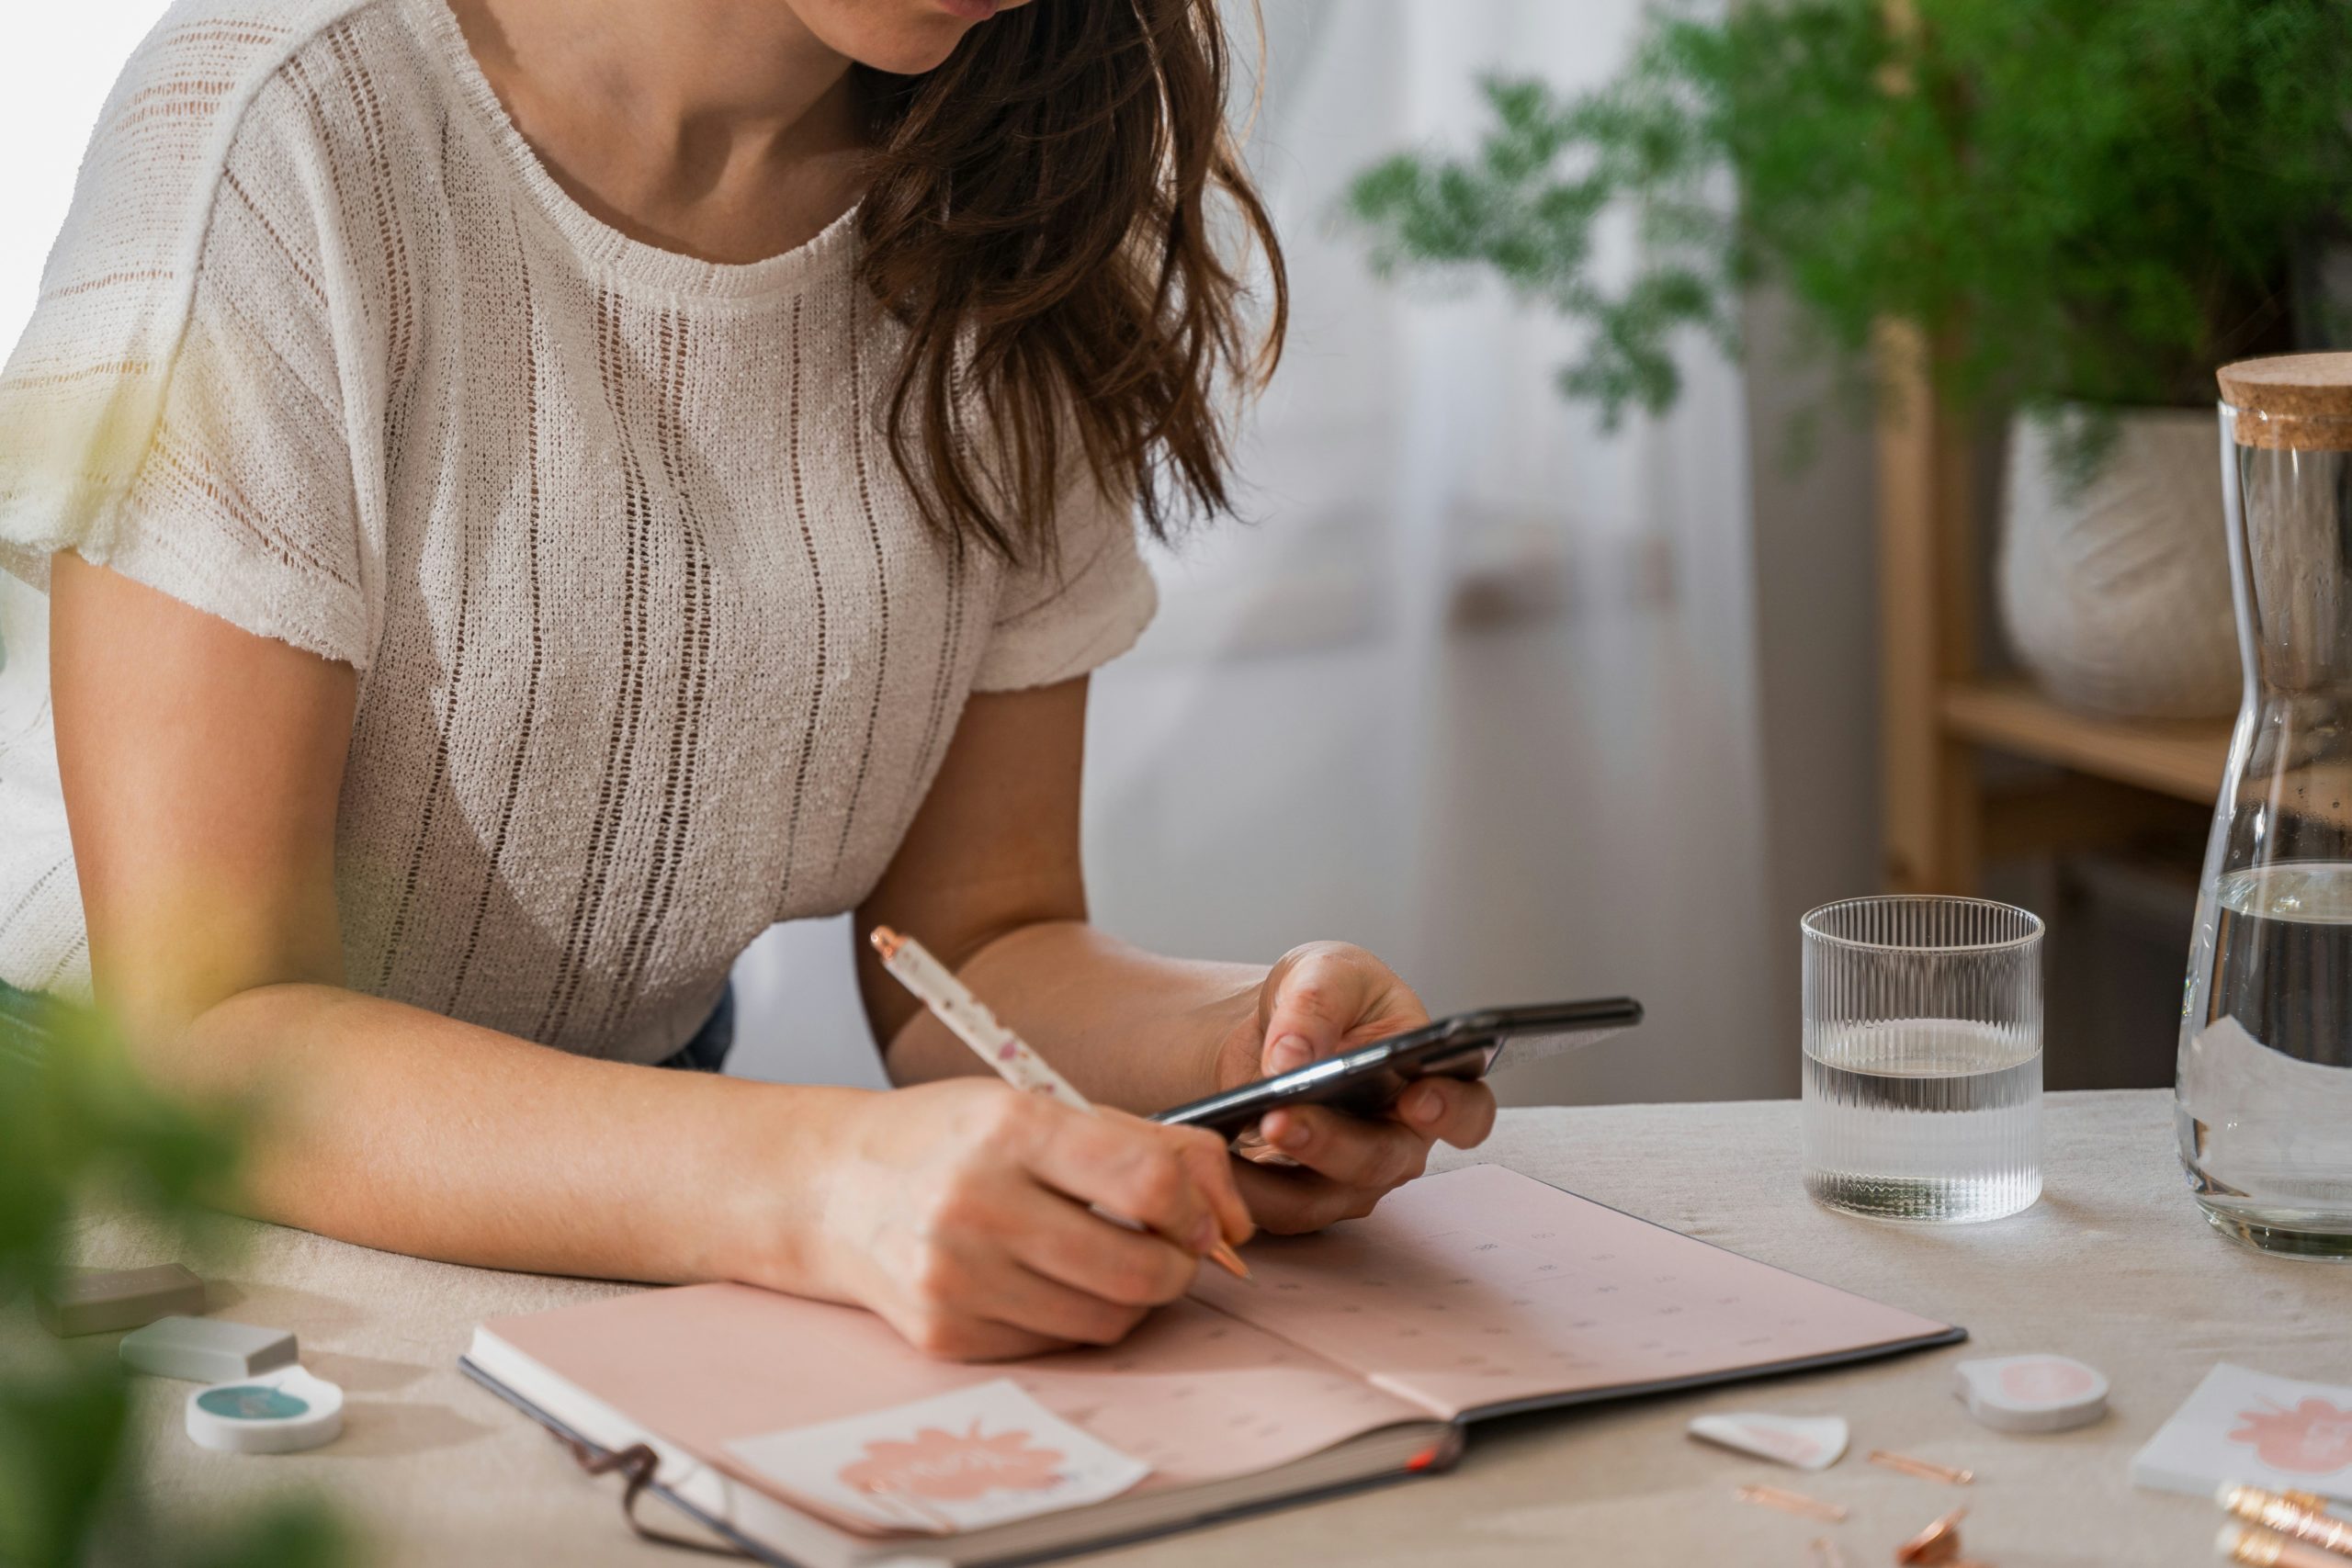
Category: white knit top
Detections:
[{"x1": 0, "y1": 0, "x2": 1156, "y2": 1063}]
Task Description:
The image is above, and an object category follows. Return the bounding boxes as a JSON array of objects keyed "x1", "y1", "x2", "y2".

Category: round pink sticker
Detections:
[{"x1": 1998, "y1": 1359, "x2": 2096, "y2": 1404}]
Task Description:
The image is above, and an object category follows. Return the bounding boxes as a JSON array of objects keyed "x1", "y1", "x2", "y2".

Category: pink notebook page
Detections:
[
  {"x1": 1190, "y1": 1163, "x2": 1953, "y2": 1418},
  {"x1": 483, "y1": 1284, "x2": 1430, "y2": 1531}
]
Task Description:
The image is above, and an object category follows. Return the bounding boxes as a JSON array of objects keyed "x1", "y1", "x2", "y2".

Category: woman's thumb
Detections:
[{"x1": 1260, "y1": 948, "x2": 1353, "y2": 1075}]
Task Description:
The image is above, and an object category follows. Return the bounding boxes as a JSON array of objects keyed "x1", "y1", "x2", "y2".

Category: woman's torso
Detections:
[{"x1": 0, "y1": 0, "x2": 1150, "y2": 1062}]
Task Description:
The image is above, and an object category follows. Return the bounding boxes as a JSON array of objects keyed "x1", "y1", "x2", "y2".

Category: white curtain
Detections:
[{"x1": 1072, "y1": 0, "x2": 1782, "y2": 1107}]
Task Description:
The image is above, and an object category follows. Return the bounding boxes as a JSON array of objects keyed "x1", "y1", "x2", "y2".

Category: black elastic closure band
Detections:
[{"x1": 551, "y1": 1433, "x2": 750, "y2": 1558}]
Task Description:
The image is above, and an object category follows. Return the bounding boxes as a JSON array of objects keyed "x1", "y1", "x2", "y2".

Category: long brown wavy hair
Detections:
[{"x1": 854, "y1": 0, "x2": 1286, "y2": 561}]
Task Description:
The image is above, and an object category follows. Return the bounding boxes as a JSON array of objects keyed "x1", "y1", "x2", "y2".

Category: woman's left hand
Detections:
[{"x1": 1208, "y1": 942, "x2": 1497, "y2": 1235}]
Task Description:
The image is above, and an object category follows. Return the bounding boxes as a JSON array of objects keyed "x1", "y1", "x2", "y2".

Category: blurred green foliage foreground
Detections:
[
  {"x1": 1346, "y1": 0, "x2": 2352, "y2": 440},
  {"x1": 0, "y1": 998, "x2": 347, "y2": 1567}
]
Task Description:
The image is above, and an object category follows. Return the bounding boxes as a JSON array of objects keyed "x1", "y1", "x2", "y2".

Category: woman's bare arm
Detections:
[
  {"x1": 857, "y1": 678, "x2": 1496, "y2": 1234},
  {"x1": 854, "y1": 677, "x2": 1253, "y2": 1111},
  {"x1": 49, "y1": 554, "x2": 1246, "y2": 1357},
  {"x1": 49, "y1": 552, "x2": 843, "y2": 1284}
]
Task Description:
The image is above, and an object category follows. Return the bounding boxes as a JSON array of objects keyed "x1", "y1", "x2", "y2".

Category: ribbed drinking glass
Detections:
[{"x1": 1802, "y1": 897, "x2": 2044, "y2": 1223}]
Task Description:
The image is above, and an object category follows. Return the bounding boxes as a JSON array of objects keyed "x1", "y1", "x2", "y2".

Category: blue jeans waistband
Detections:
[{"x1": 656, "y1": 983, "x2": 736, "y2": 1073}]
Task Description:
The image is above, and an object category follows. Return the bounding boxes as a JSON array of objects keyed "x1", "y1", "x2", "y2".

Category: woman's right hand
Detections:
[{"x1": 801, "y1": 1079, "x2": 1253, "y2": 1360}]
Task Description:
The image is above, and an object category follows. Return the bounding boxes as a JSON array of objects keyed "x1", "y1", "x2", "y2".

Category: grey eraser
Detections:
[
  {"x1": 34, "y1": 1264, "x2": 208, "y2": 1337},
  {"x1": 119, "y1": 1316, "x2": 297, "y2": 1382}
]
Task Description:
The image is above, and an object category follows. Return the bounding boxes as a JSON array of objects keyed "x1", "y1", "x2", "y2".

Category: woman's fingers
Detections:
[
  {"x1": 1022, "y1": 1103, "x2": 1250, "y2": 1253},
  {"x1": 1260, "y1": 1103, "x2": 1430, "y2": 1191},
  {"x1": 977, "y1": 1259, "x2": 1156, "y2": 1347},
  {"x1": 1233, "y1": 1078, "x2": 1498, "y2": 1238},
  {"x1": 838, "y1": 1081, "x2": 1250, "y2": 1361},
  {"x1": 872, "y1": 1247, "x2": 1075, "y2": 1362},
  {"x1": 1151, "y1": 1115, "x2": 1256, "y2": 1245},
  {"x1": 1260, "y1": 1077, "x2": 1496, "y2": 1169},
  {"x1": 886, "y1": 1258, "x2": 1145, "y2": 1362},
  {"x1": 1396, "y1": 1077, "x2": 1498, "y2": 1149},
  {"x1": 1227, "y1": 1159, "x2": 1384, "y2": 1234},
  {"x1": 1256, "y1": 943, "x2": 1423, "y2": 1076},
  {"x1": 890, "y1": 1311, "x2": 1066, "y2": 1363},
  {"x1": 1258, "y1": 948, "x2": 1357, "y2": 1074},
  {"x1": 1006, "y1": 1189, "x2": 1200, "y2": 1308}
]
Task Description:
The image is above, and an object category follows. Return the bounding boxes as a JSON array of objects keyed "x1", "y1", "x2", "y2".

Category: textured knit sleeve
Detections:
[
  {"x1": 968, "y1": 470, "x2": 1159, "y2": 693},
  {"x1": 0, "y1": 6, "x2": 371, "y2": 668}
]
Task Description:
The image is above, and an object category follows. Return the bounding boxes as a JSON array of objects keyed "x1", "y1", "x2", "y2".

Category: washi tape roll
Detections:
[
  {"x1": 1951, "y1": 1354, "x2": 2108, "y2": 1433},
  {"x1": 185, "y1": 1365, "x2": 344, "y2": 1454}
]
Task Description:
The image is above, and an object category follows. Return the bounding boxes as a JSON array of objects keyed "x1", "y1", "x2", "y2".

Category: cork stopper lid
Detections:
[{"x1": 2217, "y1": 353, "x2": 2352, "y2": 451}]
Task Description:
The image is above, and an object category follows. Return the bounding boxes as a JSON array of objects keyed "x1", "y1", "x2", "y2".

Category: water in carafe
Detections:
[{"x1": 2178, "y1": 355, "x2": 2352, "y2": 1258}]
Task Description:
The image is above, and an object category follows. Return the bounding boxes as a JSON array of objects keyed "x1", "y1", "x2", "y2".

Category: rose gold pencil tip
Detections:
[
  {"x1": 1208, "y1": 1241, "x2": 1251, "y2": 1280},
  {"x1": 869, "y1": 926, "x2": 903, "y2": 958}
]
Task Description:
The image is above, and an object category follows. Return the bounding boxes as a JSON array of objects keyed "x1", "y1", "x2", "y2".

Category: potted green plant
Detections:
[
  {"x1": 1, "y1": 1000, "x2": 348, "y2": 1567},
  {"x1": 1342, "y1": 0, "x2": 2352, "y2": 719}
]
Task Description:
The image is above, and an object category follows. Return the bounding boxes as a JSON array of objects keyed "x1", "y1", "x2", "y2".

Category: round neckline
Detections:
[{"x1": 406, "y1": 0, "x2": 860, "y2": 301}]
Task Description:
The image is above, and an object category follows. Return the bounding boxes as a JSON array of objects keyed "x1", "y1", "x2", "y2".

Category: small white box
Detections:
[{"x1": 119, "y1": 1316, "x2": 297, "y2": 1382}]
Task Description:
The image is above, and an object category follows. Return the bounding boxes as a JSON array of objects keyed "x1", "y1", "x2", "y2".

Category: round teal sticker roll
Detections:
[
  {"x1": 196, "y1": 1385, "x2": 311, "y2": 1420},
  {"x1": 186, "y1": 1366, "x2": 343, "y2": 1453}
]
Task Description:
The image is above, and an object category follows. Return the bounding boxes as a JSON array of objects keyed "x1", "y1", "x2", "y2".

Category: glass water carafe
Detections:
[{"x1": 2179, "y1": 353, "x2": 2352, "y2": 1258}]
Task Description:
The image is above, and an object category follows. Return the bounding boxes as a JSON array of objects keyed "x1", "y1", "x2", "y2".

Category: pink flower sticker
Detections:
[
  {"x1": 730, "y1": 1379, "x2": 1148, "y2": 1533},
  {"x1": 2229, "y1": 1398, "x2": 2352, "y2": 1475},
  {"x1": 840, "y1": 1420, "x2": 1067, "y2": 1502}
]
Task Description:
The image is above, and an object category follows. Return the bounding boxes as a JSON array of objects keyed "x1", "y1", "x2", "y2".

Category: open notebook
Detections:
[{"x1": 462, "y1": 1165, "x2": 1961, "y2": 1566}]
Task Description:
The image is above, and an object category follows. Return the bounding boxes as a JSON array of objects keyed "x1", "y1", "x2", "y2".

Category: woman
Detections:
[{"x1": 0, "y1": 0, "x2": 1495, "y2": 1359}]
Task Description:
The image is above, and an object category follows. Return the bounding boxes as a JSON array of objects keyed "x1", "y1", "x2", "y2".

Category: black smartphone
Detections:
[{"x1": 1151, "y1": 997, "x2": 1643, "y2": 1138}]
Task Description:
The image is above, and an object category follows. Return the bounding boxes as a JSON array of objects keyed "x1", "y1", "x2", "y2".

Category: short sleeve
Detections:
[
  {"x1": 0, "y1": 20, "x2": 369, "y2": 669},
  {"x1": 968, "y1": 474, "x2": 1159, "y2": 693}
]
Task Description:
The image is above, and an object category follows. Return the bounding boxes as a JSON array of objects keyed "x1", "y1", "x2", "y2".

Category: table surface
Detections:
[{"x1": 80, "y1": 1089, "x2": 2349, "y2": 1568}]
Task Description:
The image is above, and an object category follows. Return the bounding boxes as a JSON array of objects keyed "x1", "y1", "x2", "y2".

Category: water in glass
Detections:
[
  {"x1": 1804, "y1": 1020, "x2": 2041, "y2": 1222},
  {"x1": 2181, "y1": 862, "x2": 2352, "y2": 1254}
]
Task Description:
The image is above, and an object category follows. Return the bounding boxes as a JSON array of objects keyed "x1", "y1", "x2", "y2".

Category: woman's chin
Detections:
[
  {"x1": 850, "y1": 20, "x2": 982, "y2": 78},
  {"x1": 802, "y1": 0, "x2": 1024, "y2": 78}
]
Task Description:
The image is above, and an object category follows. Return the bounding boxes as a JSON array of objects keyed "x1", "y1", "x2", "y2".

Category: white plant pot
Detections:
[{"x1": 1996, "y1": 405, "x2": 2237, "y2": 720}]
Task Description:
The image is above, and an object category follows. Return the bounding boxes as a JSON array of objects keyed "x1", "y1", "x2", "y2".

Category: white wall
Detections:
[{"x1": 0, "y1": 5, "x2": 171, "y2": 348}]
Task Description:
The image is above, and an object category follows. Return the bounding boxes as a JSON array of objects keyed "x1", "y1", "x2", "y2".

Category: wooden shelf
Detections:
[
  {"x1": 1937, "y1": 681, "x2": 2231, "y2": 805},
  {"x1": 1874, "y1": 321, "x2": 2233, "y2": 892}
]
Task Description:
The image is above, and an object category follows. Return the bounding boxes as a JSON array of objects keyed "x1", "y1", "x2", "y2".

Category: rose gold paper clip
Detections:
[
  {"x1": 1736, "y1": 1483, "x2": 1848, "y2": 1522},
  {"x1": 1871, "y1": 1449, "x2": 1975, "y2": 1485}
]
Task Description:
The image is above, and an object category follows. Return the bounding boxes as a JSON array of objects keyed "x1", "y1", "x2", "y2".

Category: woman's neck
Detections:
[{"x1": 447, "y1": 0, "x2": 869, "y2": 265}]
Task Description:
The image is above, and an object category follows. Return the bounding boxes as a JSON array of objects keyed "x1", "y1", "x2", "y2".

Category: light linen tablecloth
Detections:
[{"x1": 81, "y1": 1089, "x2": 2349, "y2": 1566}]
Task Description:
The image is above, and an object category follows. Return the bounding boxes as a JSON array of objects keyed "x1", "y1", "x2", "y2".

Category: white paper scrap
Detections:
[
  {"x1": 726, "y1": 1379, "x2": 1151, "y2": 1535},
  {"x1": 1688, "y1": 1412, "x2": 1849, "y2": 1471},
  {"x1": 2132, "y1": 1363, "x2": 2352, "y2": 1503}
]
